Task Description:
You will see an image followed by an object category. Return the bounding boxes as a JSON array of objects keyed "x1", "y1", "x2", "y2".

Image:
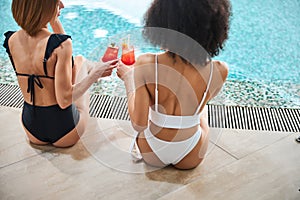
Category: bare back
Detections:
[
  {"x1": 133, "y1": 52, "x2": 228, "y2": 140},
  {"x1": 7, "y1": 30, "x2": 73, "y2": 107}
]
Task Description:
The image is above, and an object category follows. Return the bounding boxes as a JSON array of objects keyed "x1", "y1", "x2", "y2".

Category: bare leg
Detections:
[
  {"x1": 197, "y1": 105, "x2": 210, "y2": 159},
  {"x1": 137, "y1": 132, "x2": 166, "y2": 168},
  {"x1": 174, "y1": 105, "x2": 210, "y2": 169}
]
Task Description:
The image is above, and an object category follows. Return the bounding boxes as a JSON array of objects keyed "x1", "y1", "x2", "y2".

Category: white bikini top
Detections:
[{"x1": 149, "y1": 54, "x2": 213, "y2": 129}]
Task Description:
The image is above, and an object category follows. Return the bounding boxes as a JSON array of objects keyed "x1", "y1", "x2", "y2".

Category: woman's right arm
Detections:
[
  {"x1": 54, "y1": 39, "x2": 117, "y2": 109},
  {"x1": 71, "y1": 59, "x2": 117, "y2": 102},
  {"x1": 209, "y1": 60, "x2": 229, "y2": 100},
  {"x1": 117, "y1": 57, "x2": 150, "y2": 132}
]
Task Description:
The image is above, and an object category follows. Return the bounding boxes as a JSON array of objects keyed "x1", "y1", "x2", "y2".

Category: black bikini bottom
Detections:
[{"x1": 22, "y1": 101, "x2": 80, "y2": 143}]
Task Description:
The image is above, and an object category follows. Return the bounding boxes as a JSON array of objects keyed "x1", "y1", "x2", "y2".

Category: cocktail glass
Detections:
[
  {"x1": 121, "y1": 36, "x2": 135, "y2": 65},
  {"x1": 102, "y1": 43, "x2": 119, "y2": 62}
]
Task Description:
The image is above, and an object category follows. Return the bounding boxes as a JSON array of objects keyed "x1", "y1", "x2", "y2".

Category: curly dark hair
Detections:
[{"x1": 143, "y1": 0, "x2": 231, "y2": 65}]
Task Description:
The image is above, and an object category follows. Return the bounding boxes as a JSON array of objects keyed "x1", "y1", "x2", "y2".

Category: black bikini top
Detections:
[{"x1": 3, "y1": 31, "x2": 74, "y2": 106}]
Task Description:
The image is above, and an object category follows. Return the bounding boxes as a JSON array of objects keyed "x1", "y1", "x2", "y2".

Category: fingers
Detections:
[
  {"x1": 116, "y1": 68, "x2": 128, "y2": 80},
  {"x1": 100, "y1": 65, "x2": 116, "y2": 77},
  {"x1": 101, "y1": 68, "x2": 114, "y2": 77},
  {"x1": 100, "y1": 59, "x2": 119, "y2": 73},
  {"x1": 117, "y1": 60, "x2": 127, "y2": 68},
  {"x1": 94, "y1": 58, "x2": 133, "y2": 79},
  {"x1": 116, "y1": 69, "x2": 121, "y2": 77},
  {"x1": 110, "y1": 60, "x2": 119, "y2": 65},
  {"x1": 101, "y1": 72, "x2": 112, "y2": 78},
  {"x1": 116, "y1": 67, "x2": 123, "y2": 80},
  {"x1": 105, "y1": 67, "x2": 115, "y2": 73},
  {"x1": 103, "y1": 59, "x2": 119, "y2": 66},
  {"x1": 107, "y1": 63, "x2": 118, "y2": 70}
]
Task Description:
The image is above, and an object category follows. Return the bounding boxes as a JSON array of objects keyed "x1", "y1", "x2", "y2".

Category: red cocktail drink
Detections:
[
  {"x1": 102, "y1": 43, "x2": 119, "y2": 62},
  {"x1": 121, "y1": 44, "x2": 135, "y2": 65}
]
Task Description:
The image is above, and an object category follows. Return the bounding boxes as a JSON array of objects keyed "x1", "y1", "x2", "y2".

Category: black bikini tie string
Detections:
[{"x1": 27, "y1": 75, "x2": 43, "y2": 106}]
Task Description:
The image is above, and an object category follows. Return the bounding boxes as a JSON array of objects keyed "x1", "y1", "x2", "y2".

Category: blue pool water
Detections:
[{"x1": 0, "y1": 0, "x2": 299, "y2": 108}]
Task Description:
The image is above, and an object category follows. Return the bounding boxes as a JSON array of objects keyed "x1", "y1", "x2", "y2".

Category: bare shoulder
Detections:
[
  {"x1": 135, "y1": 53, "x2": 155, "y2": 67},
  {"x1": 7, "y1": 31, "x2": 21, "y2": 48},
  {"x1": 57, "y1": 38, "x2": 72, "y2": 50},
  {"x1": 134, "y1": 53, "x2": 155, "y2": 79},
  {"x1": 213, "y1": 60, "x2": 229, "y2": 81},
  {"x1": 55, "y1": 38, "x2": 72, "y2": 57}
]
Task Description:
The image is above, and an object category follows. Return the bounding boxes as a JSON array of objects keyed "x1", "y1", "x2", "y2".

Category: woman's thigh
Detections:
[
  {"x1": 52, "y1": 109, "x2": 88, "y2": 148},
  {"x1": 137, "y1": 133, "x2": 166, "y2": 168},
  {"x1": 174, "y1": 107, "x2": 210, "y2": 169}
]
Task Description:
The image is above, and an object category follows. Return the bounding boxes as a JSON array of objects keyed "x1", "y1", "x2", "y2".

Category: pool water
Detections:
[{"x1": 0, "y1": 0, "x2": 299, "y2": 108}]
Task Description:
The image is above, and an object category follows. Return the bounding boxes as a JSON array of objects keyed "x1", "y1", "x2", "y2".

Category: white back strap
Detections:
[{"x1": 194, "y1": 61, "x2": 214, "y2": 115}]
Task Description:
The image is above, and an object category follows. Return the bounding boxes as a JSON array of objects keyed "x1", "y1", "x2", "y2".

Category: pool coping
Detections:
[{"x1": 1, "y1": 83, "x2": 299, "y2": 132}]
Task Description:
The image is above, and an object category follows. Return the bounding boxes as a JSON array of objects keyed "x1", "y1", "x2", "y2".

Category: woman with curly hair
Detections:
[{"x1": 117, "y1": 0, "x2": 231, "y2": 169}]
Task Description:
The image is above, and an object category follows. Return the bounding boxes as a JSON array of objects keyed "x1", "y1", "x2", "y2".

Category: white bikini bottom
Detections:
[{"x1": 130, "y1": 126, "x2": 202, "y2": 165}]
